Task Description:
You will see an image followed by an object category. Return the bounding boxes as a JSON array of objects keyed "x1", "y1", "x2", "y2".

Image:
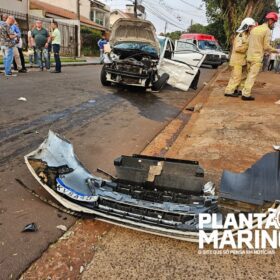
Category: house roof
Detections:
[
  {"x1": 111, "y1": 9, "x2": 134, "y2": 19},
  {"x1": 30, "y1": 0, "x2": 107, "y2": 30}
]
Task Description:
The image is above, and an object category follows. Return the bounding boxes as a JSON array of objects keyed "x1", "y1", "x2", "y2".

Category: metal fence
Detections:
[{"x1": 0, "y1": 8, "x2": 78, "y2": 56}]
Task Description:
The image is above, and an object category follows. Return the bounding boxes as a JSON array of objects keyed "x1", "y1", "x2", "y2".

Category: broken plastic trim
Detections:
[
  {"x1": 25, "y1": 131, "x2": 220, "y2": 241},
  {"x1": 24, "y1": 131, "x2": 280, "y2": 242},
  {"x1": 220, "y1": 151, "x2": 280, "y2": 205}
]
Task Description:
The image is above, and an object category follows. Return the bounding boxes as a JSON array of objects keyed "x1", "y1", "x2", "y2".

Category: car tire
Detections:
[
  {"x1": 100, "y1": 65, "x2": 111, "y2": 86},
  {"x1": 151, "y1": 73, "x2": 169, "y2": 91},
  {"x1": 212, "y1": 65, "x2": 219, "y2": 69},
  {"x1": 190, "y1": 69, "x2": 200, "y2": 90}
]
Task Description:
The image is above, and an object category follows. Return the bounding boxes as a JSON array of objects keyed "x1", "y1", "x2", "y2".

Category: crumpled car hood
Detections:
[{"x1": 110, "y1": 18, "x2": 160, "y2": 52}]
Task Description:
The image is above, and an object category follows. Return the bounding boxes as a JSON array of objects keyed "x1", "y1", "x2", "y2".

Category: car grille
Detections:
[
  {"x1": 205, "y1": 54, "x2": 219, "y2": 60},
  {"x1": 116, "y1": 64, "x2": 142, "y2": 74}
]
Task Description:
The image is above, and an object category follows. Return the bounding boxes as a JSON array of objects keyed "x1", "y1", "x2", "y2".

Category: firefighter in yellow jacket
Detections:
[
  {"x1": 225, "y1": 18, "x2": 256, "y2": 97},
  {"x1": 241, "y1": 12, "x2": 279, "y2": 101}
]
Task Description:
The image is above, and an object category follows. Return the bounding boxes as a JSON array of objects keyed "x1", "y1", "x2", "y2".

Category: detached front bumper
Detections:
[{"x1": 25, "y1": 131, "x2": 218, "y2": 241}]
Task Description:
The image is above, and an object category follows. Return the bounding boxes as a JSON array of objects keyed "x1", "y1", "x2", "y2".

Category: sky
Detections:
[
  {"x1": 100, "y1": 0, "x2": 280, "y2": 39},
  {"x1": 100, "y1": 0, "x2": 208, "y2": 33}
]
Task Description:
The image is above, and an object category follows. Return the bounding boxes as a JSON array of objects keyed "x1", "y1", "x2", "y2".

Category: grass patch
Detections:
[{"x1": 0, "y1": 57, "x2": 87, "y2": 64}]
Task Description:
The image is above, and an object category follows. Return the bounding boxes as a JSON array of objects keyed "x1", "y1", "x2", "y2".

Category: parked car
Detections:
[
  {"x1": 180, "y1": 33, "x2": 229, "y2": 69},
  {"x1": 101, "y1": 18, "x2": 205, "y2": 92}
]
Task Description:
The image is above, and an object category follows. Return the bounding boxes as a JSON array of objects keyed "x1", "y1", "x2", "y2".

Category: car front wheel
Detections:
[
  {"x1": 151, "y1": 73, "x2": 169, "y2": 91},
  {"x1": 100, "y1": 65, "x2": 111, "y2": 86}
]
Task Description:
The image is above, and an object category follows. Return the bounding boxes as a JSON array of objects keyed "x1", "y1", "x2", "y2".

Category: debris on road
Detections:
[
  {"x1": 186, "y1": 106, "x2": 195, "y2": 112},
  {"x1": 17, "y1": 97, "x2": 27, "y2": 102},
  {"x1": 220, "y1": 151, "x2": 280, "y2": 206},
  {"x1": 22, "y1": 223, "x2": 38, "y2": 232},
  {"x1": 273, "y1": 145, "x2": 280, "y2": 151},
  {"x1": 186, "y1": 103, "x2": 203, "y2": 112},
  {"x1": 25, "y1": 130, "x2": 218, "y2": 241},
  {"x1": 194, "y1": 103, "x2": 203, "y2": 112},
  {"x1": 56, "y1": 225, "x2": 67, "y2": 232},
  {"x1": 24, "y1": 131, "x2": 280, "y2": 242}
]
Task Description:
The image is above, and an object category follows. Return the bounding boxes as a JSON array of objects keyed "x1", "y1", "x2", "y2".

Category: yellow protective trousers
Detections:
[
  {"x1": 242, "y1": 61, "x2": 262, "y2": 97},
  {"x1": 225, "y1": 64, "x2": 247, "y2": 93}
]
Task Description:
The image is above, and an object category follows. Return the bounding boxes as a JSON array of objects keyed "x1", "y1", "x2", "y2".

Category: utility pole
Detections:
[
  {"x1": 75, "y1": 0, "x2": 81, "y2": 58},
  {"x1": 77, "y1": 0, "x2": 81, "y2": 21},
  {"x1": 134, "y1": 0, "x2": 138, "y2": 18},
  {"x1": 164, "y1": 21, "x2": 168, "y2": 35},
  {"x1": 27, "y1": 0, "x2": 30, "y2": 31}
]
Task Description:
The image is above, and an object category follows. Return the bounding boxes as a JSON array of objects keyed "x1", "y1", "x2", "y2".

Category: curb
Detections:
[
  {"x1": 141, "y1": 66, "x2": 225, "y2": 157},
  {"x1": 0, "y1": 62, "x2": 100, "y2": 70}
]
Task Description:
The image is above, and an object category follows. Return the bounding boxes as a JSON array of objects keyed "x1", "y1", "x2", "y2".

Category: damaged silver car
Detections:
[{"x1": 101, "y1": 18, "x2": 205, "y2": 92}]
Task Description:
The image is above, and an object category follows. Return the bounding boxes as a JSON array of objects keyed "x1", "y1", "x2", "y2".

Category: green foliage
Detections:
[
  {"x1": 203, "y1": 0, "x2": 279, "y2": 47},
  {"x1": 187, "y1": 23, "x2": 207, "y2": 34},
  {"x1": 205, "y1": 20, "x2": 227, "y2": 48},
  {"x1": 273, "y1": 38, "x2": 280, "y2": 47},
  {"x1": 165, "y1": 30, "x2": 182, "y2": 41},
  {"x1": 80, "y1": 26, "x2": 102, "y2": 57}
]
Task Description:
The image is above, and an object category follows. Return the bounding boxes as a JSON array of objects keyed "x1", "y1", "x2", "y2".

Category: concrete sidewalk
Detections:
[
  {"x1": 21, "y1": 68, "x2": 280, "y2": 280},
  {"x1": 166, "y1": 69, "x2": 280, "y2": 175},
  {"x1": 0, "y1": 56, "x2": 100, "y2": 70}
]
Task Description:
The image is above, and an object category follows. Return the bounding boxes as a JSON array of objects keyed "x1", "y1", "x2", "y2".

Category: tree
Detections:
[
  {"x1": 205, "y1": 20, "x2": 227, "y2": 48},
  {"x1": 203, "y1": 0, "x2": 279, "y2": 47},
  {"x1": 165, "y1": 31, "x2": 182, "y2": 41},
  {"x1": 187, "y1": 23, "x2": 207, "y2": 34}
]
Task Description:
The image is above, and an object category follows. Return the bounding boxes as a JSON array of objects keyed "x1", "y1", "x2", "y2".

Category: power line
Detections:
[
  {"x1": 144, "y1": 0, "x2": 184, "y2": 23},
  {"x1": 178, "y1": 0, "x2": 205, "y2": 11},
  {"x1": 146, "y1": 0, "x2": 203, "y2": 19},
  {"x1": 144, "y1": 5, "x2": 186, "y2": 30},
  {"x1": 144, "y1": 1, "x2": 190, "y2": 29}
]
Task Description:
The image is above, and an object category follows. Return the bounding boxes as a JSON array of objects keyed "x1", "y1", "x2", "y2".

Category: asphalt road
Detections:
[{"x1": 0, "y1": 65, "x2": 217, "y2": 279}]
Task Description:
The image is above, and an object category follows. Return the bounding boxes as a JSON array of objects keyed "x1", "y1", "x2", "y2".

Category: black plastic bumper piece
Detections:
[
  {"x1": 220, "y1": 151, "x2": 280, "y2": 205},
  {"x1": 114, "y1": 154, "x2": 204, "y2": 194}
]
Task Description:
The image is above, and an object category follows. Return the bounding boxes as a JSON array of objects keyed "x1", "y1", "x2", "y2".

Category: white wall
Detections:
[
  {"x1": 38, "y1": 0, "x2": 91, "y2": 19},
  {"x1": 0, "y1": 0, "x2": 28, "y2": 13},
  {"x1": 110, "y1": 12, "x2": 123, "y2": 27}
]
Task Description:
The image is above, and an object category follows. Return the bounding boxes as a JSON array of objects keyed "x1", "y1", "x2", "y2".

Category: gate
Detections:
[{"x1": 0, "y1": 8, "x2": 77, "y2": 56}]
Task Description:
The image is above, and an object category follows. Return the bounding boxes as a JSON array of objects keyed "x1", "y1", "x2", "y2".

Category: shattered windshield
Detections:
[
  {"x1": 198, "y1": 40, "x2": 222, "y2": 51},
  {"x1": 114, "y1": 42, "x2": 159, "y2": 56}
]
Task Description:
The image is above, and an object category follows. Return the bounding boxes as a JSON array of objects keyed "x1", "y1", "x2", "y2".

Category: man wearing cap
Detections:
[
  {"x1": 225, "y1": 17, "x2": 256, "y2": 97},
  {"x1": 242, "y1": 12, "x2": 280, "y2": 101}
]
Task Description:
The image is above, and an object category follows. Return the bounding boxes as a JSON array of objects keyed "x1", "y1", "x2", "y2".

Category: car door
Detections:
[
  {"x1": 173, "y1": 40, "x2": 205, "y2": 67},
  {"x1": 158, "y1": 37, "x2": 201, "y2": 91},
  {"x1": 158, "y1": 58, "x2": 199, "y2": 91}
]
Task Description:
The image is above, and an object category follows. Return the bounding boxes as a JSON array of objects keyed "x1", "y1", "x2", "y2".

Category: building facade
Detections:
[
  {"x1": 0, "y1": 0, "x2": 28, "y2": 14},
  {"x1": 0, "y1": 0, "x2": 111, "y2": 57},
  {"x1": 110, "y1": 4, "x2": 146, "y2": 27}
]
